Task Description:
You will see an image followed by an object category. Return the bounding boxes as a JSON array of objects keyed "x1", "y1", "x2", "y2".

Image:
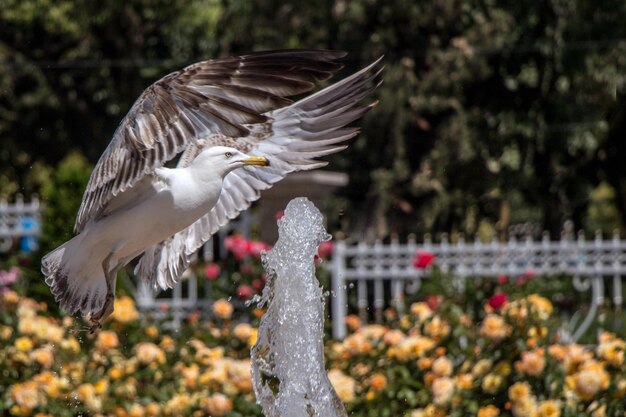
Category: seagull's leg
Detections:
[{"x1": 89, "y1": 255, "x2": 117, "y2": 333}]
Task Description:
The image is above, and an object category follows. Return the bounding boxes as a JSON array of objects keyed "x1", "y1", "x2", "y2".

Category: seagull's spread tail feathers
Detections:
[{"x1": 42, "y1": 235, "x2": 107, "y2": 317}]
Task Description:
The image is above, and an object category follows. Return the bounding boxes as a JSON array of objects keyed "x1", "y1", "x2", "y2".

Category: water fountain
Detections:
[{"x1": 251, "y1": 197, "x2": 347, "y2": 417}]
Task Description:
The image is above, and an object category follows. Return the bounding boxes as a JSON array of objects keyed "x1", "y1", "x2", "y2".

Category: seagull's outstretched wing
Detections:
[
  {"x1": 75, "y1": 50, "x2": 347, "y2": 232},
  {"x1": 135, "y1": 58, "x2": 384, "y2": 290}
]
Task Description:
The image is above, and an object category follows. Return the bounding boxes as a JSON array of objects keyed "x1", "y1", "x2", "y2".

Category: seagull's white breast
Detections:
[{"x1": 83, "y1": 165, "x2": 224, "y2": 264}]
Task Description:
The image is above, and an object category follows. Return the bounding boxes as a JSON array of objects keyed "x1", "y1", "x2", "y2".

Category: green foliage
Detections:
[
  {"x1": 37, "y1": 152, "x2": 91, "y2": 255},
  {"x1": 1, "y1": 0, "x2": 625, "y2": 237}
]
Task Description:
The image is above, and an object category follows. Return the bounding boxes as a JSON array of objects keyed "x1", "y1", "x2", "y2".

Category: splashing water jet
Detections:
[{"x1": 251, "y1": 197, "x2": 347, "y2": 417}]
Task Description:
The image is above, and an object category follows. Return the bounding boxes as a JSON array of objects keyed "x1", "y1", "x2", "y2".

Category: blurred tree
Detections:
[{"x1": 0, "y1": 0, "x2": 624, "y2": 239}]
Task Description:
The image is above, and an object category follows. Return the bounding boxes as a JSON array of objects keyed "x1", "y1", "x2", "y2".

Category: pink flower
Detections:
[
  {"x1": 249, "y1": 240, "x2": 271, "y2": 258},
  {"x1": 412, "y1": 250, "x2": 435, "y2": 269},
  {"x1": 0, "y1": 267, "x2": 19, "y2": 286},
  {"x1": 275, "y1": 210, "x2": 285, "y2": 221},
  {"x1": 236, "y1": 285, "x2": 253, "y2": 300},
  {"x1": 515, "y1": 270, "x2": 535, "y2": 286},
  {"x1": 497, "y1": 274, "x2": 508, "y2": 285},
  {"x1": 317, "y1": 241, "x2": 333, "y2": 258},
  {"x1": 488, "y1": 292, "x2": 508, "y2": 310},
  {"x1": 204, "y1": 263, "x2": 221, "y2": 280},
  {"x1": 225, "y1": 235, "x2": 250, "y2": 260}
]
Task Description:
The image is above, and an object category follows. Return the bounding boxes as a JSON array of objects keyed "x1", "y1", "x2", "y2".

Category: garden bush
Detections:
[{"x1": 1, "y1": 266, "x2": 625, "y2": 417}]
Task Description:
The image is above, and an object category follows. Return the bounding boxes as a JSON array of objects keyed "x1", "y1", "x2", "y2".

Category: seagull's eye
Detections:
[{"x1": 225, "y1": 152, "x2": 233, "y2": 159}]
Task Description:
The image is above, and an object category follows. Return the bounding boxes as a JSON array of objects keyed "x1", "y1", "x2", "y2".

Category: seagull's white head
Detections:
[{"x1": 193, "y1": 146, "x2": 269, "y2": 177}]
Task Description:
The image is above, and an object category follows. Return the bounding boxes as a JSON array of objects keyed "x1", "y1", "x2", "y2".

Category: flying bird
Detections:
[{"x1": 41, "y1": 49, "x2": 383, "y2": 332}]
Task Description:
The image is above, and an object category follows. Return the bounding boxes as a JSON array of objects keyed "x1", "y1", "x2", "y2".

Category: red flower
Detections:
[
  {"x1": 252, "y1": 278, "x2": 266, "y2": 291},
  {"x1": 425, "y1": 294, "x2": 441, "y2": 311},
  {"x1": 488, "y1": 292, "x2": 508, "y2": 309},
  {"x1": 275, "y1": 210, "x2": 285, "y2": 221},
  {"x1": 497, "y1": 274, "x2": 508, "y2": 285},
  {"x1": 412, "y1": 250, "x2": 435, "y2": 269},
  {"x1": 203, "y1": 263, "x2": 221, "y2": 280},
  {"x1": 236, "y1": 285, "x2": 253, "y2": 300}
]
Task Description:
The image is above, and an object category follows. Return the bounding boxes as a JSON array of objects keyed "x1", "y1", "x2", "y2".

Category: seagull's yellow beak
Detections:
[{"x1": 242, "y1": 156, "x2": 270, "y2": 166}]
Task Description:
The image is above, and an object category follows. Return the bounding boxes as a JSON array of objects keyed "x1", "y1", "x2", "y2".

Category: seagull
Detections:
[{"x1": 41, "y1": 49, "x2": 383, "y2": 332}]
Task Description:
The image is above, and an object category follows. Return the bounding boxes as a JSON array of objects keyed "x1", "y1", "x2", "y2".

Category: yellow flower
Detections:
[
  {"x1": 479, "y1": 314, "x2": 511, "y2": 340},
  {"x1": 431, "y1": 377, "x2": 454, "y2": 406},
  {"x1": 596, "y1": 338, "x2": 625, "y2": 367},
  {"x1": 135, "y1": 342, "x2": 166, "y2": 365},
  {"x1": 145, "y1": 326, "x2": 159, "y2": 338},
  {"x1": 536, "y1": 400, "x2": 560, "y2": 417},
  {"x1": 516, "y1": 350, "x2": 546, "y2": 376},
  {"x1": 15, "y1": 336, "x2": 33, "y2": 352},
  {"x1": 508, "y1": 381, "x2": 532, "y2": 402},
  {"x1": 566, "y1": 361, "x2": 610, "y2": 401},
  {"x1": 432, "y1": 356, "x2": 453, "y2": 377},
  {"x1": 512, "y1": 395, "x2": 537, "y2": 417},
  {"x1": 410, "y1": 302, "x2": 433, "y2": 322},
  {"x1": 328, "y1": 369, "x2": 356, "y2": 402},
  {"x1": 200, "y1": 393, "x2": 233, "y2": 416},
  {"x1": 424, "y1": 316, "x2": 450, "y2": 340},
  {"x1": 455, "y1": 373, "x2": 473, "y2": 390},
  {"x1": 159, "y1": 335, "x2": 176, "y2": 352},
  {"x1": 30, "y1": 346, "x2": 54, "y2": 369},
  {"x1": 94, "y1": 379, "x2": 109, "y2": 395},
  {"x1": 0, "y1": 325, "x2": 13, "y2": 340},
  {"x1": 60, "y1": 336, "x2": 81, "y2": 353},
  {"x1": 383, "y1": 329, "x2": 405, "y2": 345},
  {"x1": 96, "y1": 330, "x2": 119, "y2": 351},
  {"x1": 233, "y1": 323, "x2": 254, "y2": 343},
  {"x1": 477, "y1": 405, "x2": 500, "y2": 417},
  {"x1": 76, "y1": 383, "x2": 102, "y2": 412},
  {"x1": 128, "y1": 403, "x2": 145, "y2": 417},
  {"x1": 423, "y1": 404, "x2": 447, "y2": 417},
  {"x1": 388, "y1": 335, "x2": 436, "y2": 360},
  {"x1": 163, "y1": 393, "x2": 191, "y2": 415},
  {"x1": 111, "y1": 296, "x2": 139, "y2": 323},
  {"x1": 10, "y1": 381, "x2": 44, "y2": 411},
  {"x1": 527, "y1": 294, "x2": 553, "y2": 320},
  {"x1": 472, "y1": 359, "x2": 492, "y2": 377},
  {"x1": 2, "y1": 289, "x2": 20, "y2": 306},
  {"x1": 481, "y1": 373, "x2": 503, "y2": 394},
  {"x1": 494, "y1": 361, "x2": 511, "y2": 376},
  {"x1": 212, "y1": 299, "x2": 234, "y2": 320},
  {"x1": 145, "y1": 403, "x2": 161, "y2": 417}
]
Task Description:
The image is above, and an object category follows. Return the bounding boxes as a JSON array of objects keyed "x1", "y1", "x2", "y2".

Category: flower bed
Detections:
[{"x1": 1, "y1": 278, "x2": 625, "y2": 416}]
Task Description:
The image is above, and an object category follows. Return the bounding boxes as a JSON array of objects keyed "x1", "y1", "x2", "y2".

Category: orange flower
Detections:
[
  {"x1": 479, "y1": 314, "x2": 511, "y2": 341},
  {"x1": 212, "y1": 299, "x2": 234, "y2": 320},
  {"x1": 200, "y1": 393, "x2": 233, "y2": 416},
  {"x1": 345, "y1": 314, "x2": 362, "y2": 332},
  {"x1": 516, "y1": 350, "x2": 546, "y2": 376},
  {"x1": 96, "y1": 330, "x2": 119, "y2": 351},
  {"x1": 477, "y1": 405, "x2": 500, "y2": 417},
  {"x1": 369, "y1": 373, "x2": 388, "y2": 392},
  {"x1": 134, "y1": 342, "x2": 166, "y2": 365},
  {"x1": 110, "y1": 296, "x2": 139, "y2": 323}
]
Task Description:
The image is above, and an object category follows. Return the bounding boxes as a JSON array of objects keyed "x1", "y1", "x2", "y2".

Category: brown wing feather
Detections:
[{"x1": 74, "y1": 49, "x2": 347, "y2": 232}]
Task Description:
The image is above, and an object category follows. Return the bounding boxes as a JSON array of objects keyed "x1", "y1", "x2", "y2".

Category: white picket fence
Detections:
[
  {"x1": 4, "y1": 196, "x2": 624, "y2": 342},
  {"x1": 330, "y1": 232, "x2": 625, "y2": 342},
  {"x1": 0, "y1": 195, "x2": 41, "y2": 253}
]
